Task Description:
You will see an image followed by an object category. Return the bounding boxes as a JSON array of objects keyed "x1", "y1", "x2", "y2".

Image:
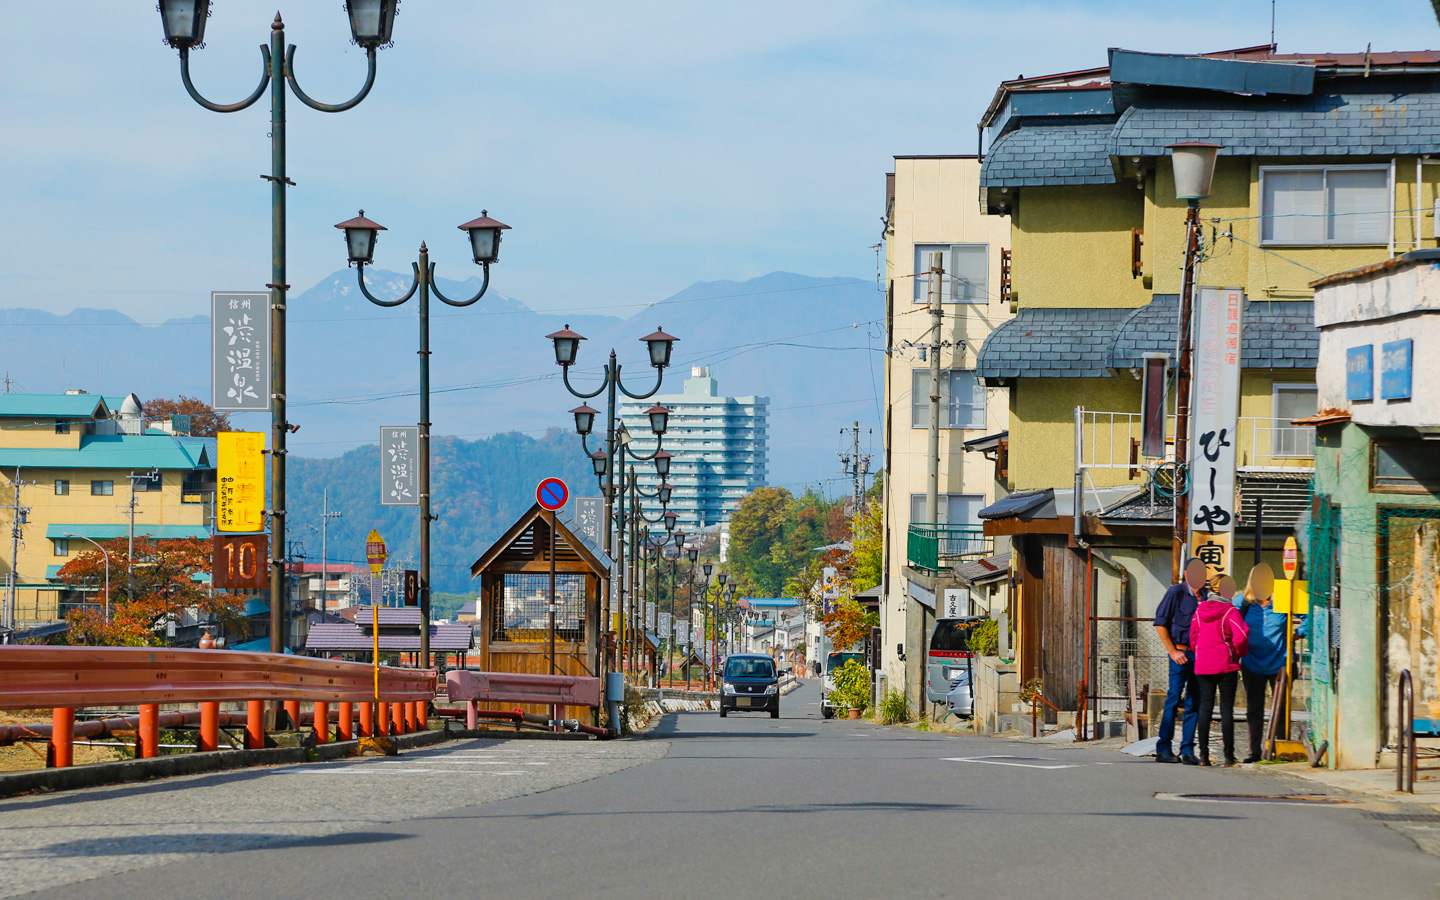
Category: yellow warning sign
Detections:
[{"x1": 217, "y1": 431, "x2": 265, "y2": 533}]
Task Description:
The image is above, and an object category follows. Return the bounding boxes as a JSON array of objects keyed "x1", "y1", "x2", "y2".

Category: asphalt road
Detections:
[{"x1": 8, "y1": 681, "x2": 1440, "y2": 899}]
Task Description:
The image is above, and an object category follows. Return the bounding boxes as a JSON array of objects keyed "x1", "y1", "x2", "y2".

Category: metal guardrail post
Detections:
[
  {"x1": 199, "y1": 702, "x2": 220, "y2": 752},
  {"x1": 49, "y1": 708, "x2": 74, "y2": 768},
  {"x1": 337, "y1": 702, "x2": 354, "y2": 741},
  {"x1": 138, "y1": 705, "x2": 160, "y2": 759},
  {"x1": 313, "y1": 701, "x2": 329, "y2": 745},
  {"x1": 1399, "y1": 670, "x2": 1414, "y2": 793},
  {"x1": 247, "y1": 701, "x2": 266, "y2": 750}
]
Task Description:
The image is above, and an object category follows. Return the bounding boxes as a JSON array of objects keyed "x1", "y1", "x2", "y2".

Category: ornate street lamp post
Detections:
[
  {"x1": 159, "y1": 0, "x2": 395, "y2": 652},
  {"x1": 334, "y1": 210, "x2": 510, "y2": 664}
]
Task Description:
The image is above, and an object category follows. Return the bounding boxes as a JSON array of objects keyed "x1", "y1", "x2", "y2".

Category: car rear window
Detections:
[
  {"x1": 724, "y1": 657, "x2": 776, "y2": 679},
  {"x1": 827, "y1": 652, "x2": 864, "y2": 670},
  {"x1": 930, "y1": 619, "x2": 982, "y2": 653}
]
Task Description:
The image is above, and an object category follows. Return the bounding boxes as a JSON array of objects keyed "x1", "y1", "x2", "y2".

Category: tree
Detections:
[
  {"x1": 851, "y1": 497, "x2": 882, "y2": 593},
  {"x1": 58, "y1": 537, "x2": 246, "y2": 646},
  {"x1": 727, "y1": 486, "x2": 794, "y2": 596},
  {"x1": 143, "y1": 395, "x2": 232, "y2": 437}
]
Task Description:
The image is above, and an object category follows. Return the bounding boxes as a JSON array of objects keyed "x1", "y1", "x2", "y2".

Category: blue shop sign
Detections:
[
  {"x1": 1345, "y1": 345, "x2": 1374, "y2": 401},
  {"x1": 1381, "y1": 339, "x2": 1413, "y2": 401}
]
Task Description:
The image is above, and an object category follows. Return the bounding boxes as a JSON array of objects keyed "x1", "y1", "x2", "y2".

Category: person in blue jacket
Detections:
[{"x1": 1233, "y1": 562, "x2": 1305, "y2": 763}]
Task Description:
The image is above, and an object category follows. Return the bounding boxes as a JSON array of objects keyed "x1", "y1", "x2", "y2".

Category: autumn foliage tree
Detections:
[
  {"x1": 143, "y1": 395, "x2": 232, "y2": 437},
  {"x1": 58, "y1": 537, "x2": 246, "y2": 646}
]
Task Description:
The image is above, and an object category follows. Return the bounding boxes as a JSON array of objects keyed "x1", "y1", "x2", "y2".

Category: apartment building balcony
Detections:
[{"x1": 906, "y1": 524, "x2": 994, "y2": 576}]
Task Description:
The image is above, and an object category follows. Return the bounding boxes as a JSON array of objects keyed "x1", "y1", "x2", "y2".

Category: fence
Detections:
[
  {"x1": 1078, "y1": 410, "x2": 1313, "y2": 473},
  {"x1": 1091, "y1": 617, "x2": 1169, "y2": 719},
  {"x1": 906, "y1": 524, "x2": 993, "y2": 575}
]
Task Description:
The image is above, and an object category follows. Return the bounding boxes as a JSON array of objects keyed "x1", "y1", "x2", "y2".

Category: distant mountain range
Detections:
[{"x1": 2, "y1": 270, "x2": 883, "y2": 583}]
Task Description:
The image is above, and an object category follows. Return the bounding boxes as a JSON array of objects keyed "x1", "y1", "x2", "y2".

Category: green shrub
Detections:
[
  {"x1": 831, "y1": 658, "x2": 871, "y2": 710},
  {"x1": 968, "y1": 617, "x2": 999, "y2": 657},
  {"x1": 877, "y1": 689, "x2": 910, "y2": 725}
]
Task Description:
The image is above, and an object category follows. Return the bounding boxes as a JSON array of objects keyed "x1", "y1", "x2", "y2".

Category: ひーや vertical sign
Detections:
[{"x1": 1188, "y1": 286, "x2": 1243, "y2": 579}]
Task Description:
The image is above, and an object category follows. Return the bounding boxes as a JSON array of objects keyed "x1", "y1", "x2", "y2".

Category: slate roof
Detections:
[
  {"x1": 1109, "y1": 296, "x2": 1319, "y2": 369},
  {"x1": 1110, "y1": 92, "x2": 1440, "y2": 159},
  {"x1": 1096, "y1": 490, "x2": 1174, "y2": 524},
  {"x1": 980, "y1": 121, "x2": 1118, "y2": 188},
  {"x1": 975, "y1": 307, "x2": 1131, "y2": 380}
]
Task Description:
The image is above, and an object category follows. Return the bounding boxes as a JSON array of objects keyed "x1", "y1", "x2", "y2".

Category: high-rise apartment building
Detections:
[{"x1": 621, "y1": 367, "x2": 768, "y2": 533}]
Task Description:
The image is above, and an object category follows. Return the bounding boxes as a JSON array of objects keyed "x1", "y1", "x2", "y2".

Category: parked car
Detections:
[
  {"x1": 720, "y1": 653, "x2": 781, "y2": 718},
  {"x1": 927, "y1": 617, "x2": 983, "y2": 704},
  {"x1": 945, "y1": 668, "x2": 974, "y2": 718},
  {"x1": 819, "y1": 651, "x2": 866, "y2": 719}
]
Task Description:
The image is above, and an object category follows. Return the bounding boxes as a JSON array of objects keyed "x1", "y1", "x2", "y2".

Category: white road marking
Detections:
[
  {"x1": 942, "y1": 756, "x2": 1079, "y2": 770},
  {"x1": 273, "y1": 767, "x2": 527, "y2": 775}
]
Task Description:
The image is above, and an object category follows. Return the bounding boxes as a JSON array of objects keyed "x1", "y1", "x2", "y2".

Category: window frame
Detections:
[
  {"x1": 1258, "y1": 164, "x2": 1392, "y2": 247},
  {"x1": 912, "y1": 243, "x2": 989, "y2": 304},
  {"x1": 910, "y1": 369, "x2": 986, "y2": 430},
  {"x1": 53, "y1": 538, "x2": 69, "y2": 557},
  {"x1": 1270, "y1": 382, "x2": 1318, "y2": 458},
  {"x1": 1371, "y1": 440, "x2": 1440, "y2": 494},
  {"x1": 90, "y1": 480, "x2": 114, "y2": 496},
  {"x1": 54, "y1": 421, "x2": 70, "y2": 435},
  {"x1": 54, "y1": 480, "x2": 69, "y2": 496},
  {"x1": 909, "y1": 492, "x2": 987, "y2": 528}
]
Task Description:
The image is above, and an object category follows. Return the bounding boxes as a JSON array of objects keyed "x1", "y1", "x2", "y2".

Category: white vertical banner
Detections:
[
  {"x1": 212, "y1": 292, "x2": 270, "y2": 412},
  {"x1": 1189, "y1": 287, "x2": 1244, "y2": 576},
  {"x1": 380, "y1": 426, "x2": 420, "y2": 506}
]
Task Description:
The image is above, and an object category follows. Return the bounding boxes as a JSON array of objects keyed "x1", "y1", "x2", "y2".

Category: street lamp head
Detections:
[
  {"x1": 687, "y1": 546, "x2": 699, "y2": 563},
  {"x1": 334, "y1": 211, "x2": 386, "y2": 267},
  {"x1": 640, "y1": 327, "x2": 679, "y2": 368},
  {"x1": 657, "y1": 481, "x2": 673, "y2": 504},
  {"x1": 703, "y1": 562, "x2": 713, "y2": 577},
  {"x1": 546, "y1": 325, "x2": 586, "y2": 367},
  {"x1": 653, "y1": 450, "x2": 673, "y2": 478},
  {"x1": 570, "y1": 404, "x2": 598, "y2": 437},
  {"x1": 458, "y1": 211, "x2": 510, "y2": 265},
  {"x1": 590, "y1": 451, "x2": 609, "y2": 478},
  {"x1": 662, "y1": 510, "x2": 678, "y2": 532},
  {"x1": 159, "y1": 0, "x2": 210, "y2": 51},
  {"x1": 646, "y1": 405, "x2": 670, "y2": 436},
  {"x1": 344, "y1": 0, "x2": 399, "y2": 49},
  {"x1": 1167, "y1": 142, "x2": 1221, "y2": 202},
  {"x1": 674, "y1": 532, "x2": 687, "y2": 550},
  {"x1": 717, "y1": 572, "x2": 729, "y2": 586}
]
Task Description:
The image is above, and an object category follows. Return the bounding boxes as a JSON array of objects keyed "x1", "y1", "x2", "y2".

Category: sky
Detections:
[{"x1": 1, "y1": 1, "x2": 1436, "y2": 324}]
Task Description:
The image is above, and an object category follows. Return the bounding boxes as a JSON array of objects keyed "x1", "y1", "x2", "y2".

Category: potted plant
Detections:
[{"x1": 831, "y1": 658, "x2": 871, "y2": 719}]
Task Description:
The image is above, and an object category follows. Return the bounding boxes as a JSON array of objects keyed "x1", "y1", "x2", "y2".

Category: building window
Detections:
[
  {"x1": 913, "y1": 244, "x2": 988, "y2": 303},
  {"x1": 54, "y1": 480, "x2": 69, "y2": 496},
  {"x1": 911, "y1": 369, "x2": 986, "y2": 429},
  {"x1": 1271, "y1": 384, "x2": 1318, "y2": 457},
  {"x1": 133, "y1": 472, "x2": 163, "y2": 492},
  {"x1": 53, "y1": 538, "x2": 69, "y2": 557},
  {"x1": 1372, "y1": 441, "x2": 1440, "y2": 493},
  {"x1": 1259, "y1": 165, "x2": 1389, "y2": 245},
  {"x1": 91, "y1": 480, "x2": 113, "y2": 496},
  {"x1": 55, "y1": 421, "x2": 70, "y2": 434},
  {"x1": 909, "y1": 493, "x2": 986, "y2": 527}
]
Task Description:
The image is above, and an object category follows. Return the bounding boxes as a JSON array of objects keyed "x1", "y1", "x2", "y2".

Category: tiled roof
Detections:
[
  {"x1": 975, "y1": 307, "x2": 1131, "y2": 380},
  {"x1": 1097, "y1": 490, "x2": 1174, "y2": 524},
  {"x1": 953, "y1": 552, "x2": 1012, "y2": 584},
  {"x1": 0, "y1": 394, "x2": 109, "y2": 419},
  {"x1": 980, "y1": 121, "x2": 1117, "y2": 188},
  {"x1": 1110, "y1": 92, "x2": 1440, "y2": 158},
  {"x1": 46, "y1": 523, "x2": 209, "y2": 540},
  {"x1": 305, "y1": 622, "x2": 474, "y2": 651},
  {"x1": 1109, "y1": 296, "x2": 1318, "y2": 369},
  {"x1": 0, "y1": 434, "x2": 211, "y2": 471}
]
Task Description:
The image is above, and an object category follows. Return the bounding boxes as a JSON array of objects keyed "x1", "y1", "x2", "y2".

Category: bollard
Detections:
[
  {"x1": 246, "y1": 700, "x2": 266, "y2": 749},
  {"x1": 50, "y1": 707, "x2": 75, "y2": 768},
  {"x1": 466, "y1": 699, "x2": 478, "y2": 731},
  {"x1": 377, "y1": 702, "x2": 390, "y2": 737},
  {"x1": 338, "y1": 702, "x2": 354, "y2": 741},
  {"x1": 283, "y1": 700, "x2": 301, "y2": 731},
  {"x1": 199, "y1": 701, "x2": 220, "y2": 752},
  {"x1": 138, "y1": 704, "x2": 160, "y2": 759},
  {"x1": 313, "y1": 701, "x2": 329, "y2": 744}
]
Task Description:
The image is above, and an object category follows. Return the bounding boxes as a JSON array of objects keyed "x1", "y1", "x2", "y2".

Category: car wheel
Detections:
[
  {"x1": 719, "y1": 708, "x2": 727, "y2": 718},
  {"x1": 770, "y1": 708, "x2": 779, "y2": 719},
  {"x1": 821, "y1": 706, "x2": 833, "y2": 720}
]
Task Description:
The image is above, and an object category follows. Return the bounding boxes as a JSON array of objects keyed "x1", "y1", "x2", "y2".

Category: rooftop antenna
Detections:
[{"x1": 1270, "y1": 0, "x2": 1275, "y2": 51}]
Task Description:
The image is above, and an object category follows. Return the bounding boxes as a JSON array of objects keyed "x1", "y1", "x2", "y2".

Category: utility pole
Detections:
[
  {"x1": 838, "y1": 420, "x2": 873, "y2": 515},
  {"x1": 1172, "y1": 203, "x2": 1201, "y2": 583},
  {"x1": 925, "y1": 251, "x2": 945, "y2": 525},
  {"x1": 123, "y1": 471, "x2": 157, "y2": 605},
  {"x1": 5, "y1": 469, "x2": 36, "y2": 632},
  {"x1": 319, "y1": 488, "x2": 342, "y2": 614}
]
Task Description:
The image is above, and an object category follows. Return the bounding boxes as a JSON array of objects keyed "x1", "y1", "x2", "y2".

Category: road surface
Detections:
[{"x1": 4, "y1": 680, "x2": 1438, "y2": 899}]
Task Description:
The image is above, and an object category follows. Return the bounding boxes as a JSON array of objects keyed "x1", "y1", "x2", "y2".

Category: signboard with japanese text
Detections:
[
  {"x1": 646, "y1": 602, "x2": 656, "y2": 624},
  {"x1": 1188, "y1": 286, "x2": 1243, "y2": 574},
  {"x1": 942, "y1": 588, "x2": 970, "y2": 619},
  {"x1": 212, "y1": 533, "x2": 268, "y2": 589},
  {"x1": 380, "y1": 427, "x2": 420, "y2": 506},
  {"x1": 572, "y1": 497, "x2": 603, "y2": 548},
  {"x1": 403, "y1": 569, "x2": 420, "y2": 607},
  {"x1": 366, "y1": 530, "x2": 388, "y2": 576},
  {"x1": 216, "y1": 431, "x2": 265, "y2": 533},
  {"x1": 1189, "y1": 531, "x2": 1232, "y2": 587},
  {"x1": 659, "y1": 612, "x2": 671, "y2": 637},
  {"x1": 212, "y1": 292, "x2": 270, "y2": 412},
  {"x1": 675, "y1": 619, "x2": 688, "y2": 641},
  {"x1": 1381, "y1": 339, "x2": 1414, "y2": 400}
]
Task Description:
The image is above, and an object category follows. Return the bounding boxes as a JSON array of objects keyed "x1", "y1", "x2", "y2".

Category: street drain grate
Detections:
[
  {"x1": 1163, "y1": 793, "x2": 1353, "y2": 805},
  {"x1": 1367, "y1": 813, "x2": 1440, "y2": 823}
]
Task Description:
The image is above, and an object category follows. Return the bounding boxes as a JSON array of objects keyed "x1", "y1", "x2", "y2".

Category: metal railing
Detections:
[
  {"x1": 1077, "y1": 410, "x2": 1314, "y2": 473},
  {"x1": 906, "y1": 524, "x2": 993, "y2": 575}
]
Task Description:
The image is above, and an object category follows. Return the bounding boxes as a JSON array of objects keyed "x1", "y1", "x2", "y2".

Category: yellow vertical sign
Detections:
[{"x1": 217, "y1": 432, "x2": 265, "y2": 533}]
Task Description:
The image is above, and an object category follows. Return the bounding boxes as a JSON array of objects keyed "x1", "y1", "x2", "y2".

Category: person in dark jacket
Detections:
[
  {"x1": 1233, "y1": 563, "x2": 1305, "y2": 763},
  {"x1": 1152, "y1": 558, "x2": 1209, "y2": 765}
]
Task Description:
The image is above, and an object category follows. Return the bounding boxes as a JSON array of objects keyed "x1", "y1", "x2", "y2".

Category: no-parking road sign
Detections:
[{"x1": 537, "y1": 478, "x2": 569, "y2": 511}]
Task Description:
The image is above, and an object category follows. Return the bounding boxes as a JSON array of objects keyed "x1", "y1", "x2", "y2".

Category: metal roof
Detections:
[
  {"x1": 978, "y1": 490, "x2": 1054, "y2": 520},
  {"x1": 46, "y1": 523, "x2": 209, "y2": 540},
  {"x1": 1108, "y1": 48, "x2": 1315, "y2": 96},
  {"x1": 0, "y1": 394, "x2": 109, "y2": 419},
  {"x1": 305, "y1": 622, "x2": 474, "y2": 651},
  {"x1": 0, "y1": 434, "x2": 212, "y2": 471}
]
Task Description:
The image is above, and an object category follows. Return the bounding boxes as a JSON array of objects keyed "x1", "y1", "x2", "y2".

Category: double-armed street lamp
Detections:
[
  {"x1": 334, "y1": 211, "x2": 511, "y2": 664},
  {"x1": 159, "y1": 0, "x2": 397, "y2": 652}
]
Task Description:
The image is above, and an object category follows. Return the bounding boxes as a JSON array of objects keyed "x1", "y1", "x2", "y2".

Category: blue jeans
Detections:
[{"x1": 1156, "y1": 656, "x2": 1199, "y2": 756}]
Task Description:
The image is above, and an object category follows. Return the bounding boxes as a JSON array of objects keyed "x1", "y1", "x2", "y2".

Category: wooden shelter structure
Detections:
[{"x1": 469, "y1": 504, "x2": 609, "y2": 718}]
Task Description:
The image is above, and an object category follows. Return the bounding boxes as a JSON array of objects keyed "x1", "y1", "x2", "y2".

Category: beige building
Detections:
[
  {"x1": 0, "y1": 392, "x2": 215, "y2": 634},
  {"x1": 880, "y1": 156, "x2": 1012, "y2": 713}
]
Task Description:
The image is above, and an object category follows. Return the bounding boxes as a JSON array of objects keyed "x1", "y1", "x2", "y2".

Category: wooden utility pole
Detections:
[
  {"x1": 1172, "y1": 204, "x2": 1201, "y2": 583},
  {"x1": 925, "y1": 251, "x2": 945, "y2": 525}
]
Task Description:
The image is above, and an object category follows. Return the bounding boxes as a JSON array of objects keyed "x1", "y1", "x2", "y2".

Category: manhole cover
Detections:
[
  {"x1": 1160, "y1": 792, "x2": 1352, "y2": 805},
  {"x1": 1368, "y1": 812, "x2": 1440, "y2": 823}
]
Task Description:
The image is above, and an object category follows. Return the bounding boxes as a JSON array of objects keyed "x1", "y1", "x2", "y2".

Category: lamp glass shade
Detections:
[
  {"x1": 547, "y1": 325, "x2": 585, "y2": 367},
  {"x1": 570, "y1": 405, "x2": 597, "y2": 436},
  {"x1": 703, "y1": 562, "x2": 713, "y2": 577},
  {"x1": 687, "y1": 547, "x2": 698, "y2": 562},
  {"x1": 663, "y1": 511, "x2": 677, "y2": 531},
  {"x1": 658, "y1": 482, "x2": 672, "y2": 504},
  {"x1": 467, "y1": 226, "x2": 500, "y2": 265},
  {"x1": 345, "y1": 0, "x2": 397, "y2": 48},
  {"x1": 641, "y1": 328, "x2": 678, "y2": 368},
  {"x1": 718, "y1": 572, "x2": 729, "y2": 586},
  {"x1": 653, "y1": 451, "x2": 672, "y2": 477},
  {"x1": 345, "y1": 226, "x2": 377, "y2": 265},
  {"x1": 160, "y1": 0, "x2": 209, "y2": 48},
  {"x1": 1169, "y1": 142, "x2": 1221, "y2": 201},
  {"x1": 590, "y1": 453, "x2": 608, "y2": 477},
  {"x1": 647, "y1": 405, "x2": 670, "y2": 435}
]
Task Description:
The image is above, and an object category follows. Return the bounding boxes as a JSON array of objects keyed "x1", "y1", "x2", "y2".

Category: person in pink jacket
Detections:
[{"x1": 1190, "y1": 575, "x2": 1250, "y2": 766}]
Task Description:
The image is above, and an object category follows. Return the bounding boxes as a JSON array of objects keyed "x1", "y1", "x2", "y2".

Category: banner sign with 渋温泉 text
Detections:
[
  {"x1": 1188, "y1": 287, "x2": 1243, "y2": 580},
  {"x1": 380, "y1": 426, "x2": 420, "y2": 506},
  {"x1": 212, "y1": 292, "x2": 270, "y2": 412},
  {"x1": 217, "y1": 431, "x2": 265, "y2": 533}
]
